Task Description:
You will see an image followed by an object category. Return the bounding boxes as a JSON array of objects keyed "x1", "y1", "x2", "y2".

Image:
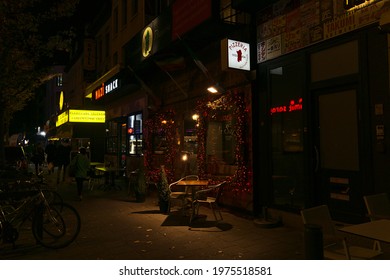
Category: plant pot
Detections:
[{"x1": 159, "y1": 199, "x2": 170, "y2": 214}]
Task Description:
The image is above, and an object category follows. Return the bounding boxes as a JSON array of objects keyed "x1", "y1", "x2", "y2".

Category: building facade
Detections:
[
  {"x1": 49, "y1": 0, "x2": 390, "y2": 223},
  {"x1": 247, "y1": 0, "x2": 390, "y2": 222}
]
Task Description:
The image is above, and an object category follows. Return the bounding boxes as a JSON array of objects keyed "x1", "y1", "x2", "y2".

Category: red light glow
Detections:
[{"x1": 270, "y1": 98, "x2": 303, "y2": 115}]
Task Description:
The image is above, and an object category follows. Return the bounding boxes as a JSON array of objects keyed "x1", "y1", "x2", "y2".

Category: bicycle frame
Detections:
[{"x1": 0, "y1": 187, "x2": 53, "y2": 245}]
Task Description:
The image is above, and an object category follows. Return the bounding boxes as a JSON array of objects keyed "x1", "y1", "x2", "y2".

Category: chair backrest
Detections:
[
  {"x1": 301, "y1": 205, "x2": 338, "y2": 237},
  {"x1": 214, "y1": 181, "x2": 226, "y2": 202},
  {"x1": 170, "y1": 175, "x2": 198, "y2": 185},
  {"x1": 197, "y1": 181, "x2": 226, "y2": 201},
  {"x1": 168, "y1": 175, "x2": 199, "y2": 190},
  {"x1": 363, "y1": 193, "x2": 390, "y2": 221}
]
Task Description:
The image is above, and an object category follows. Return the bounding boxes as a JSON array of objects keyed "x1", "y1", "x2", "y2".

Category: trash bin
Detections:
[{"x1": 304, "y1": 224, "x2": 323, "y2": 259}]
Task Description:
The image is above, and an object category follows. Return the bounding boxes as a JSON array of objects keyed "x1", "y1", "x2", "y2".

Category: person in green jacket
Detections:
[{"x1": 71, "y1": 147, "x2": 90, "y2": 200}]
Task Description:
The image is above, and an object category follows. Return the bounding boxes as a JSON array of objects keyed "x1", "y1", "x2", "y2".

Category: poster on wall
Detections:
[
  {"x1": 256, "y1": 0, "x2": 389, "y2": 63},
  {"x1": 266, "y1": 35, "x2": 282, "y2": 60}
]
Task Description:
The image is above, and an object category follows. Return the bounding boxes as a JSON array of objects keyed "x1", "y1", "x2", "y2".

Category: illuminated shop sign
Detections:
[
  {"x1": 69, "y1": 110, "x2": 105, "y2": 123},
  {"x1": 270, "y1": 98, "x2": 303, "y2": 115},
  {"x1": 105, "y1": 79, "x2": 118, "y2": 94},
  {"x1": 93, "y1": 78, "x2": 120, "y2": 100},
  {"x1": 142, "y1": 27, "x2": 153, "y2": 58},
  {"x1": 221, "y1": 38, "x2": 250, "y2": 71},
  {"x1": 56, "y1": 110, "x2": 105, "y2": 127},
  {"x1": 56, "y1": 111, "x2": 69, "y2": 127},
  {"x1": 59, "y1": 91, "x2": 64, "y2": 111}
]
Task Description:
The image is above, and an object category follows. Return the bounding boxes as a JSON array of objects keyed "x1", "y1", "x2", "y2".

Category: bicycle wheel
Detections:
[{"x1": 32, "y1": 202, "x2": 81, "y2": 249}]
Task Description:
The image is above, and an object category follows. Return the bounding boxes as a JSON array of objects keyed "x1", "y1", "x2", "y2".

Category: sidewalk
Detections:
[
  {"x1": 2, "y1": 171, "x2": 389, "y2": 260},
  {"x1": 0, "y1": 172, "x2": 306, "y2": 260}
]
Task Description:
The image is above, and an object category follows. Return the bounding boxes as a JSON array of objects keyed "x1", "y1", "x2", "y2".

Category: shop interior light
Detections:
[
  {"x1": 192, "y1": 114, "x2": 199, "y2": 121},
  {"x1": 207, "y1": 84, "x2": 224, "y2": 94}
]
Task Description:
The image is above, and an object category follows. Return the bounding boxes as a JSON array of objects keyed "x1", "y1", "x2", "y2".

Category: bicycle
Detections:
[{"x1": 0, "y1": 175, "x2": 81, "y2": 249}]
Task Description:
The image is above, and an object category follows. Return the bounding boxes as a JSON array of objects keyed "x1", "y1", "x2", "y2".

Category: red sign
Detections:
[
  {"x1": 270, "y1": 98, "x2": 303, "y2": 115},
  {"x1": 93, "y1": 83, "x2": 105, "y2": 100}
]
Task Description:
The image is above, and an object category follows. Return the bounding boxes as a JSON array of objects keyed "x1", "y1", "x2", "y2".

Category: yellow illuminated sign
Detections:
[
  {"x1": 56, "y1": 111, "x2": 69, "y2": 127},
  {"x1": 142, "y1": 27, "x2": 153, "y2": 58},
  {"x1": 59, "y1": 91, "x2": 64, "y2": 110},
  {"x1": 68, "y1": 110, "x2": 105, "y2": 123}
]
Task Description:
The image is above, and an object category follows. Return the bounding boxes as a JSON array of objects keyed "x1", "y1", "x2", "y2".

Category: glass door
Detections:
[
  {"x1": 269, "y1": 60, "x2": 306, "y2": 210},
  {"x1": 313, "y1": 88, "x2": 361, "y2": 219}
]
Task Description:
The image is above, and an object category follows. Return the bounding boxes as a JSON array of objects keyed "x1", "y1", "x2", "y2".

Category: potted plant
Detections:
[{"x1": 157, "y1": 165, "x2": 170, "y2": 213}]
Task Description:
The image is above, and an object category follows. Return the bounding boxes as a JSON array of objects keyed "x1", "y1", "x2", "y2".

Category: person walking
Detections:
[
  {"x1": 56, "y1": 138, "x2": 72, "y2": 184},
  {"x1": 70, "y1": 147, "x2": 90, "y2": 200},
  {"x1": 31, "y1": 142, "x2": 45, "y2": 175},
  {"x1": 45, "y1": 140, "x2": 56, "y2": 174}
]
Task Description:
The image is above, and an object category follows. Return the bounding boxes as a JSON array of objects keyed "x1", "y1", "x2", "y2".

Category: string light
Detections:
[{"x1": 196, "y1": 89, "x2": 252, "y2": 196}]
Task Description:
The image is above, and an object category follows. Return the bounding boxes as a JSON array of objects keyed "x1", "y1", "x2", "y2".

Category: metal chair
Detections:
[
  {"x1": 301, "y1": 205, "x2": 382, "y2": 259},
  {"x1": 88, "y1": 165, "x2": 105, "y2": 190},
  {"x1": 168, "y1": 175, "x2": 199, "y2": 214},
  {"x1": 363, "y1": 193, "x2": 390, "y2": 221},
  {"x1": 190, "y1": 181, "x2": 226, "y2": 223},
  {"x1": 363, "y1": 193, "x2": 390, "y2": 251}
]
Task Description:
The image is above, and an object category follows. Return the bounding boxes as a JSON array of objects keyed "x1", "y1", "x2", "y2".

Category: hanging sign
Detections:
[{"x1": 221, "y1": 38, "x2": 250, "y2": 71}]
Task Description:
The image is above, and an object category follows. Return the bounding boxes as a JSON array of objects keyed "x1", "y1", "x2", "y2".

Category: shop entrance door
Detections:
[{"x1": 312, "y1": 88, "x2": 361, "y2": 219}]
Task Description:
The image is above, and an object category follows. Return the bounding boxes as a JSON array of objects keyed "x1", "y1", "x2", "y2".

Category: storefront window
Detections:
[
  {"x1": 127, "y1": 112, "x2": 143, "y2": 155},
  {"x1": 106, "y1": 121, "x2": 118, "y2": 153}
]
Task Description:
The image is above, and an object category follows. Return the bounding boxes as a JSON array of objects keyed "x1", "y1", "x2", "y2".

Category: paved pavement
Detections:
[
  {"x1": 1, "y1": 172, "x2": 306, "y2": 260},
  {"x1": 1, "y1": 171, "x2": 389, "y2": 260}
]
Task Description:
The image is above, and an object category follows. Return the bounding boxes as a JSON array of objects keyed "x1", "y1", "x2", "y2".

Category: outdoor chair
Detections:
[
  {"x1": 363, "y1": 193, "x2": 390, "y2": 251},
  {"x1": 363, "y1": 193, "x2": 390, "y2": 221},
  {"x1": 169, "y1": 175, "x2": 199, "y2": 214},
  {"x1": 301, "y1": 205, "x2": 382, "y2": 260},
  {"x1": 190, "y1": 181, "x2": 226, "y2": 223},
  {"x1": 88, "y1": 165, "x2": 105, "y2": 190}
]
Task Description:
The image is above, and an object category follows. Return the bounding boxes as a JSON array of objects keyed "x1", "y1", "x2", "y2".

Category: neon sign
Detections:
[
  {"x1": 93, "y1": 78, "x2": 120, "y2": 100},
  {"x1": 94, "y1": 83, "x2": 105, "y2": 100},
  {"x1": 105, "y1": 79, "x2": 118, "y2": 94},
  {"x1": 142, "y1": 27, "x2": 153, "y2": 58},
  {"x1": 270, "y1": 98, "x2": 303, "y2": 115}
]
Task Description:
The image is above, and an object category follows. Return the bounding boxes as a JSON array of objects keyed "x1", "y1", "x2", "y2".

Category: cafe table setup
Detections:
[
  {"x1": 176, "y1": 179, "x2": 209, "y2": 221},
  {"x1": 338, "y1": 219, "x2": 390, "y2": 244},
  {"x1": 94, "y1": 164, "x2": 125, "y2": 191}
]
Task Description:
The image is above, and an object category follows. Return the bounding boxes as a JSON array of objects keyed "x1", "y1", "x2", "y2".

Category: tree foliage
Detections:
[{"x1": 0, "y1": 0, "x2": 79, "y2": 167}]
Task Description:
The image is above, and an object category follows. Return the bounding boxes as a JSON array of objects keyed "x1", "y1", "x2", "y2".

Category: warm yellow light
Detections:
[
  {"x1": 68, "y1": 110, "x2": 106, "y2": 123},
  {"x1": 207, "y1": 86, "x2": 218, "y2": 93},
  {"x1": 192, "y1": 114, "x2": 199, "y2": 121},
  {"x1": 161, "y1": 120, "x2": 167, "y2": 124},
  {"x1": 56, "y1": 111, "x2": 69, "y2": 127},
  {"x1": 181, "y1": 154, "x2": 188, "y2": 161}
]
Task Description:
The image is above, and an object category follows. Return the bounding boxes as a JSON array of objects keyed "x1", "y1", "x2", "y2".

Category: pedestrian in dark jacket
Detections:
[
  {"x1": 70, "y1": 147, "x2": 90, "y2": 200},
  {"x1": 45, "y1": 140, "x2": 56, "y2": 174},
  {"x1": 56, "y1": 138, "x2": 72, "y2": 184},
  {"x1": 32, "y1": 142, "x2": 45, "y2": 175}
]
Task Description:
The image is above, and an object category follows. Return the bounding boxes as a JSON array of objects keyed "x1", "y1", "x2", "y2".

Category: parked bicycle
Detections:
[{"x1": 0, "y1": 172, "x2": 81, "y2": 249}]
